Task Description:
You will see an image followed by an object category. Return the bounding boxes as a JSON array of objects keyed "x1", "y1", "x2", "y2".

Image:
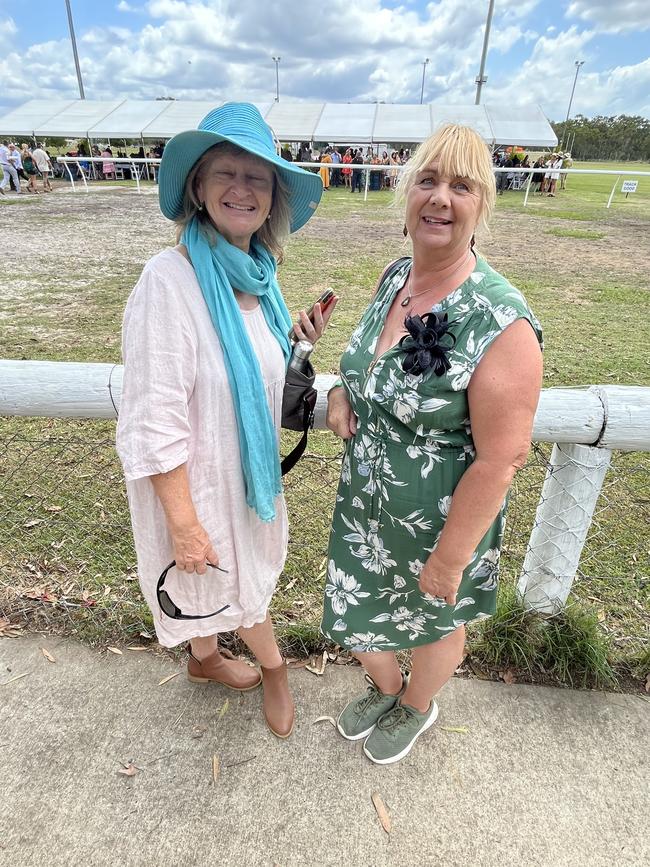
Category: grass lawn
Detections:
[{"x1": 1, "y1": 165, "x2": 648, "y2": 687}]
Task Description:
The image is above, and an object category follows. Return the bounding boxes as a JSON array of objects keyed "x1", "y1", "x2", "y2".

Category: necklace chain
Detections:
[{"x1": 400, "y1": 252, "x2": 471, "y2": 308}]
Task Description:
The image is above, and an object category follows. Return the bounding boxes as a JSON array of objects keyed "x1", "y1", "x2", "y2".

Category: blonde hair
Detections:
[
  {"x1": 174, "y1": 142, "x2": 291, "y2": 262},
  {"x1": 396, "y1": 123, "x2": 496, "y2": 233}
]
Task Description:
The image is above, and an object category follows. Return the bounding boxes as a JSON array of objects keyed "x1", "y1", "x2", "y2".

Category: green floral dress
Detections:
[{"x1": 321, "y1": 255, "x2": 543, "y2": 652}]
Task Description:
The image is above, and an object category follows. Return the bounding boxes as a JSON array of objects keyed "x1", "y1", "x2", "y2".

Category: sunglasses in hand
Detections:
[{"x1": 156, "y1": 560, "x2": 231, "y2": 620}]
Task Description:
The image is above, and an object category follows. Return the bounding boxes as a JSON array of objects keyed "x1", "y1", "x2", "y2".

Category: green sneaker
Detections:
[
  {"x1": 337, "y1": 674, "x2": 406, "y2": 741},
  {"x1": 363, "y1": 699, "x2": 439, "y2": 765}
]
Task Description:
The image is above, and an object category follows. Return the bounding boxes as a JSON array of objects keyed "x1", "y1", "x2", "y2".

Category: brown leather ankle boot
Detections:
[
  {"x1": 260, "y1": 662, "x2": 295, "y2": 738},
  {"x1": 187, "y1": 646, "x2": 261, "y2": 691}
]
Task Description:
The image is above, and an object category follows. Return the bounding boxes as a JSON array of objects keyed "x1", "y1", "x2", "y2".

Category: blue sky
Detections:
[{"x1": 1, "y1": 0, "x2": 649, "y2": 120}]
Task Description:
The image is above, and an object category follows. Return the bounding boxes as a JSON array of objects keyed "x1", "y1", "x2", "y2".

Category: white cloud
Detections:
[
  {"x1": 0, "y1": 1, "x2": 648, "y2": 122},
  {"x1": 567, "y1": 0, "x2": 650, "y2": 34},
  {"x1": 117, "y1": 1, "x2": 136, "y2": 11}
]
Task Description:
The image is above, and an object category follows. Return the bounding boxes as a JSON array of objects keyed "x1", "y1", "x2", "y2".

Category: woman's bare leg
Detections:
[
  {"x1": 353, "y1": 650, "x2": 403, "y2": 694},
  {"x1": 237, "y1": 614, "x2": 283, "y2": 668},
  {"x1": 190, "y1": 633, "x2": 218, "y2": 659},
  {"x1": 400, "y1": 625, "x2": 466, "y2": 712}
]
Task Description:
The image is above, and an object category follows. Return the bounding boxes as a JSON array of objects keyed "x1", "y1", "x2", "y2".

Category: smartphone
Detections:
[{"x1": 289, "y1": 288, "x2": 337, "y2": 342}]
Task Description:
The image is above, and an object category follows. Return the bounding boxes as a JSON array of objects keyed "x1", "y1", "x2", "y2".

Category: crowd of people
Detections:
[
  {"x1": 0, "y1": 141, "x2": 54, "y2": 194},
  {"x1": 282, "y1": 143, "x2": 412, "y2": 192},
  {"x1": 493, "y1": 149, "x2": 572, "y2": 196}
]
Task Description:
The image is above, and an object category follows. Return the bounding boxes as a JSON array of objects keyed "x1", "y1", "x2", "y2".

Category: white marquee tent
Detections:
[{"x1": 0, "y1": 99, "x2": 557, "y2": 148}]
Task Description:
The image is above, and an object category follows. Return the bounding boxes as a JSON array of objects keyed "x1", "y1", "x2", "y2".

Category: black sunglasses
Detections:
[{"x1": 156, "y1": 560, "x2": 231, "y2": 620}]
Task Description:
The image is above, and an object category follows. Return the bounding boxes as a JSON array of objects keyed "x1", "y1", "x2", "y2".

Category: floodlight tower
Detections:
[
  {"x1": 272, "y1": 56, "x2": 281, "y2": 102},
  {"x1": 64, "y1": 0, "x2": 85, "y2": 99},
  {"x1": 420, "y1": 58, "x2": 430, "y2": 104},
  {"x1": 474, "y1": 0, "x2": 495, "y2": 105}
]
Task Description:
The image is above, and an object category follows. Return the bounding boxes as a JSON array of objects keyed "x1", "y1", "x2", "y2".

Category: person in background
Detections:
[
  {"x1": 322, "y1": 123, "x2": 542, "y2": 765},
  {"x1": 351, "y1": 149, "x2": 364, "y2": 193},
  {"x1": 116, "y1": 102, "x2": 335, "y2": 740},
  {"x1": 330, "y1": 146, "x2": 342, "y2": 186},
  {"x1": 20, "y1": 144, "x2": 39, "y2": 194},
  {"x1": 341, "y1": 147, "x2": 353, "y2": 189},
  {"x1": 319, "y1": 148, "x2": 332, "y2": 190},
  {"x1": 0, "y1": 140, "x2": 20, "y2": 195},
  {"x1": 545, "y1": 153, "x2": 563, "y2": 197},
  {"x1": 101, "y1": 147, "x2": 115, "y2": 180},
  {"x1": 31, "y1": 143, "x2": 52, "y2": 192}
]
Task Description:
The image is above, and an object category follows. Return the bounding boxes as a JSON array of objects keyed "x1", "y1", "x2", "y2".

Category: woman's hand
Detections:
[
  {"x1": 326, "y1": 386, "x2": 358, "y2": 439},
  {"x1": 418, "y1": 551, "x2": 464, "y2": 606},
  {"x1": 292, "y1": 297, "x2": 338, "y2": 344},
  {"x1": 170, "y1": 521, "x2": 220, "y2": 575}
]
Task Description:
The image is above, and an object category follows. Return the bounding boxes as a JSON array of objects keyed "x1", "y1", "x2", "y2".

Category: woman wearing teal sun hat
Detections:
[{"x1": 116, "y1": 102, "x2": 335, "y2": 738}]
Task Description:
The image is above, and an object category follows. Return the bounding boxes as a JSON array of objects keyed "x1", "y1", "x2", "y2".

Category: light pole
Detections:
[
  {"x1": 474, "y1": 0, "x2": 495, "y2": 105},
  {"x1": 64, "y1": 0, "x2": 85, "y2": 99},
  {"x1": 419, "y1": 58, "x2": 429, "y2": 104},
  {"x1": 562, "y1": 60, "x2": 585, "y2": 146},
  {"x1": 272, "y1": 56, "x2": 281, "y2": 102}
]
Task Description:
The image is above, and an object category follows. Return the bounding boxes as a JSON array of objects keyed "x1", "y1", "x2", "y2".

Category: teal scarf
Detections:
[{"x1": 182, "y1": 217, "x2": 292, "y2": 521}]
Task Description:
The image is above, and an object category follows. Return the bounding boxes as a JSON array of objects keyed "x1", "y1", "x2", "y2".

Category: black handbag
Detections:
[{"x1": 280, "y1": 359, "x2": 317, "y2": 475}]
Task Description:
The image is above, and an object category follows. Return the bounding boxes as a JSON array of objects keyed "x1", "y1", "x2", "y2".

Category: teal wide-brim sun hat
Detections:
[{"x1": 158, "y1": 102, "x2": 322, "y2": 233}]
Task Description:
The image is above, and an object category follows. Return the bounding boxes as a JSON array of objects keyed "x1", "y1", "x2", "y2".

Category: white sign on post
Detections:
[{"x1": 621, "y1": 180, "x2": 638, "y2": 193}]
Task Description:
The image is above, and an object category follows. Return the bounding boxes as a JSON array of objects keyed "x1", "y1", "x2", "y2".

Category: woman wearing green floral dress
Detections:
[{"x1": 322, "y1": 124, "x2": 543, "y2": 765}]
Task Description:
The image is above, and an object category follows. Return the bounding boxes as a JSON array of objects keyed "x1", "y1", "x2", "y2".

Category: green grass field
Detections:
[{"x1": 1, "y1": 163, "x2": 648, "y2": 685}]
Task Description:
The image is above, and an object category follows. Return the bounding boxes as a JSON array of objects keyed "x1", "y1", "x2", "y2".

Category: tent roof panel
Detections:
[
  {"x1": 141, "y1": 101, "x2": 273, "y2": 137},
  {"x1": 141, "y1": 101, "x2": 220, "y2": 137},
  {"x1": 485, "y1": 104, "x2": 557, "y2": 147},
  {"x1": 89, "y1": 101, "x2": 170, "y2": 138},
  {"x1": 265, "y1": 102, "x2": 325, "y2": 141},
  {"x1": 40, "y1": 100, "x2": 126, "y2": 137},
  {"x1": 0, "y1": 99, "x2": 557, "y2": 147},
  {"x1": 431, "y1": 104, "x2": 494, "y2": 141},
  {"x1": 374, "y1": 104, "x2": 432, "y2": 142},
  {"x1": 0, "y1": 99, "x2": 77, "y2": 137},
  {"x1": 313, "y1": 103, "x2": 376, "y2": 143}
]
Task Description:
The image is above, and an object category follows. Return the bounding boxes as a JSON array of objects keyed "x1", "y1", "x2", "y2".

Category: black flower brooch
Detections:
[{"x1": 398, "y1": 311, "x2": 457, "y2": 377}]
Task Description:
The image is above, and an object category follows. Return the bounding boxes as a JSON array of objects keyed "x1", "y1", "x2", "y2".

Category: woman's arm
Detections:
[
  {"x1": 150, "y1": 464, "x2": 219, "y2": 574},
  {"x1": 418, "y1": 318, "x2": 543, "y2": 604}
]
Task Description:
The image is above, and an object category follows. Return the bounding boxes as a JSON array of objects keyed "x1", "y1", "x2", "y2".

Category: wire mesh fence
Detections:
[{"x1": 0, "y1": 417, "x2": 648, "y2": 654}]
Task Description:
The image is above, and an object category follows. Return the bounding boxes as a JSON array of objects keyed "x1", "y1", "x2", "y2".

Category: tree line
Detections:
[{"x1": 552, "y1": 115, "x2": 650, "y2": 162}]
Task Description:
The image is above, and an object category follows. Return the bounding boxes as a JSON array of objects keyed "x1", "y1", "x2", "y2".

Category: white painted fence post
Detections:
[{"x1": 517, "y1": 443, "x2": 612, "y2": 614}]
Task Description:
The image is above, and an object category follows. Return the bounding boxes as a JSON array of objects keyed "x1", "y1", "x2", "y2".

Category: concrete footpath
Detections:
[{"x1": 0, "y1": 636, "x2": 648, "y2": 867}]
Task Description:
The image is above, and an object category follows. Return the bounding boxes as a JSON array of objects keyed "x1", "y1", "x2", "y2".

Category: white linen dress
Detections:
[{"x1": 116, "y1": 248, "x2": 288, "y2": 648}]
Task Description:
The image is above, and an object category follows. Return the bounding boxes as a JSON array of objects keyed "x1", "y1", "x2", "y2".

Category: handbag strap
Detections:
[{"x1": 280, "y1": 388, "x2": 317, "y2": 476}]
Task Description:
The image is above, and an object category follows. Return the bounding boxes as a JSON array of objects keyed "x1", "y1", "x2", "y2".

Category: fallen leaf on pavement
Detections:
[
  {"x1": 192, "y1": 724, "x2": 208, "y2": 739},
  {"x1": 312, "y1": 716, "x2": 337, "y2": 727},
  {"x1": 212, "y1": 755, "x2": 220, "y2": 783},
  {"x1": 1, "y1": 673, "x2": 30, "y2": 686},
  {"x1": 440, "y1": 725, "x2": 469, "y2": 735},
  {"x1": 500, "y1": 669, "x2": 516, "y2": 685},
  {"x1": 158, "y1": 672, "x2": 180, "y2": 686},
  {"x1": 118, "y1": 762, "x2": 139, "y2": 777},
  {"x1": 371, "y1": 791, "x2": 391, "y2": 835},
  {"x1": 217, "y1": 699, "x2": 229, "y2": 720},
  {"x1": 41, "y1": 648, "x2": 56, "y2": 663},
  {"x1": 107, "y1": 647, "x2": 123, "y2": 656},
  {"x1": 305, "y1": 650, "x2": 327, "y2": 676}
]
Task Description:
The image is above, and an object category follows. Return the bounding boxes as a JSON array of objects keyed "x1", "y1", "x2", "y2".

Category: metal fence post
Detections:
[{"x1": 517, "y1": 442, "x2": 612, "y2": 614}]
